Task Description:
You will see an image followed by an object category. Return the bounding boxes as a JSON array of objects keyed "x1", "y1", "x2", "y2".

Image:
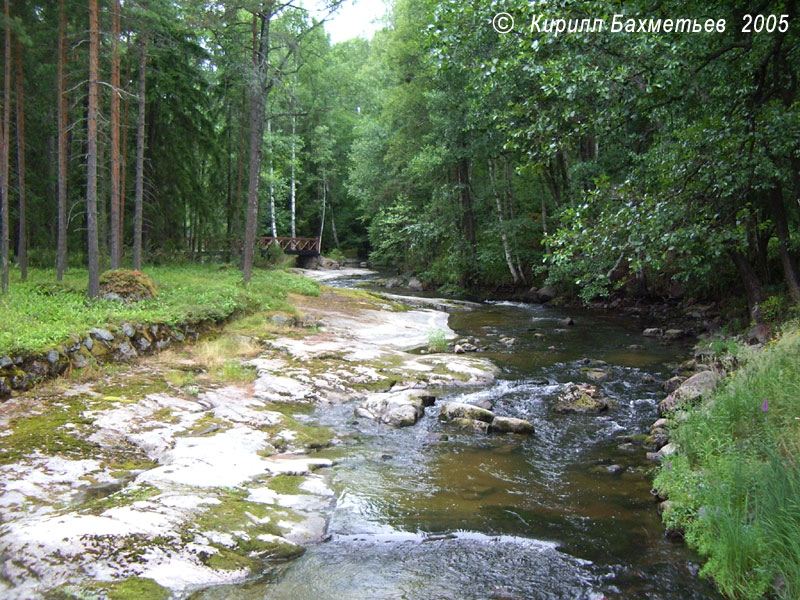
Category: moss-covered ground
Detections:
[{"x1": 0, "y1": 265, "x2": 319, "y2": 356}]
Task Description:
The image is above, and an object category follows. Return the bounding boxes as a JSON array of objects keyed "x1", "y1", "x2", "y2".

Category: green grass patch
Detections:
[
  {"x1": 426, "y1": 328, "x2": 448, "y2": 353},
  {"x1": 46, "y1": 577, "x2": 170, "y2": 600},
  {"x1": 0, "y1": 265, "x2": 319, "y2": 356},
  {"x1": 209, "y1": 360, "x2": 257, "y2": 384},
  {"x1": 654, "y1": 328, "x2": 800, "y2": 599},
  {"x1": 267, "y1": 474, "x2": 309, "y2": 495}
]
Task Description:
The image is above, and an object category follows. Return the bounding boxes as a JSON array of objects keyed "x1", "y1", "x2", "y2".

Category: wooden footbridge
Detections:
[{"x1": 259, "y1": 236, "x2": 321, "y2": 256}]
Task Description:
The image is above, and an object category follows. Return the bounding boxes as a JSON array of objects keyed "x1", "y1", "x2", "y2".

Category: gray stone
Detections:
[
  {"x1": 121, "y1": 323, "x2": 136, "y2": 338},
  {"x1": 10, "y1": 372, "x2": 27, "y2": 389},
  {"x1": 439, "y1": 401, "x2": 495, "y2": 423},
  {"x1": 89, "y1": 327, "x2": 114, "y2": 342},
  {"x1": 102, "y1": 292, "x2": 125, "y2": 303},
  {"x1": 490, "y1": 416, "x2": 534, "y2": 435},
  {"x1": 134, "y1": 336, "x2": 152, "y2": 352},
  {"x1": 663, "y1": 376, "x2": 684, "y2": 393},
  {"x1": 355, "y1": 390, "x2": 426, "y2": 428},
  {"x1": 643, "y1": 328, "x2": 662, "y2": 337},
  {"x1": 71, "y1": 353, "x2": 89, "y2": 369},
  {"x1": 472, "y1": 398, "x2": 494, "y2": 411},
  {"x1": 559, "y1": 317, "x2": 575, "y2": 326},
  {"x1": 270, "y1": 314, "x2": 296, "y2": 328},
  {"x1": 0, "y1": 355, "x2": 12, "y2": 368},
  {"x1": 114, "y1": 342, "x2": 138, "y2": 362},
  {"x1": 553, "y1": 383, "x2": 611, "y2": 414},
  {"x1": 0, "y1": 377, "x2": 10, "y2": 396},
  {"x1": 46, "y1": 349, "x2": 61, "y2": 365},
  {"x1": 155, "y1": 339, "x2": 171, "y2": 351},
  {"x1": 407, "y1": 277, "x2": 423, "y2": 291},
  {"x1": 448, "y1": 417, "x2": 490, "y2": 434},
  {"x1": 659, "y1": 370, "x2": 720, "y2": 414},
  {"x1": 650, "y1": 417, "x2": 669, "y2": 431},
  {"x1": 664, "y1": 328, "x2": 687, "y2": 340},
  {"x1": 83, "y1": 337, "x2": 94, "y2": 351},
  {"x1": 537, "y1": 285, "x2": 557, "y2": 302}
]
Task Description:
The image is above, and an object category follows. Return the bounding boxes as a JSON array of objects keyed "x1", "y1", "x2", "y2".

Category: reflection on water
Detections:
[{"x1": 190, "y1": 288, "x2": 721, "y2": 600}]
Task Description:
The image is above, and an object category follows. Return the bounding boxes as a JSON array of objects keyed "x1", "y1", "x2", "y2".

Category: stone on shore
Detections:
[{"x1": 658, "y1": 370, "x2": 720, "y2": 414}]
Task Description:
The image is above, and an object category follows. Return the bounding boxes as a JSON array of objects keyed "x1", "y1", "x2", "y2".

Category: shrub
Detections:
[{"x1": 427, "y1": 328, "x2": 448, "y2": 352}]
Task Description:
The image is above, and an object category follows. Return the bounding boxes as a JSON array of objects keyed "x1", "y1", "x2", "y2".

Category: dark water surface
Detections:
[{"x1": 192, "y1": 282, "x2": 722, "y2": 600}]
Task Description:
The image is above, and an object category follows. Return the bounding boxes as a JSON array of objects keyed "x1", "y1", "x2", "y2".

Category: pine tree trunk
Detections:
[
  {"x1": 133, "y1": 24, "x2": 147, "y2": 271},
  {"x1": 242, "y1": 13, "x2": 270, "y2": 284},
  {"x1": 57, "y1": 0, "x2": 69, "y2": 280},
  {"x1": 86, "y1": 0, "x2": 101, "y2": 298},
  {"x1": 1, "y1": 0, "x2": 11, "y2": 294},
  {"x1": 120, "y1": 37, "x2": 130, "y2": 240},
  {"x1": 109, "y1": 0, "x2": 121, "y2": 269},
  {"x1": 14, "y1": 38, "x2": 26, "y2": 280}
]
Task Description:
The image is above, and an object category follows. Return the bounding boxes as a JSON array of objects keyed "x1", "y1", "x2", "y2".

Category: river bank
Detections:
[{"x1": 0, "y1": 280, "x2": 498, "y2": 599}]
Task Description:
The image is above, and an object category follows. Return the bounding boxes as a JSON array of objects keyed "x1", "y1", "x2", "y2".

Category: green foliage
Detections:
[
  {"x1": 760, "y1": 294, "x2": 790, "y2": 324},
  {"x1": 326, "y1": 248, "x2": 346, "y2": 262},
  {"x1": 426, "y1": 328, "x2": 448, "y2": 353},
  {"x1": 654, "y1": 329, "x2": 800, "y2": 599},
  {"x1": 0, "y1": 266, "x2": 319, "y2": 356}
]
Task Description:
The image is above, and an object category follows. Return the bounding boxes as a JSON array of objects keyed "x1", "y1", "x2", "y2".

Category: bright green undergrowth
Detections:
[
  {"x1": 0, "y1": 265, "x2": 319, "y2": 356},
  {"x1": 654, "y1": 327, "x2": 800, "y2": 600}
]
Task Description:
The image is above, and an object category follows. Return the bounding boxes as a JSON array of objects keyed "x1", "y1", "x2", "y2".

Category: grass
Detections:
[
  {"x1": 0, "y1": 265, "x2": 320, "y2": 357},
  {"x1": 654, "y1": 327, "x2": 800, "y2": 599},
  {"x1": 427, "y1": 328, "x2": 448, "y2": 353}
]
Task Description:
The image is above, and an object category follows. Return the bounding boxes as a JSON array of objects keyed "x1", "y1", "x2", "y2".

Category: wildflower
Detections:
[
  {"x1": 665, "y1": 461, "x2": 671, "y2": 471},
  {"x1": 762, "y1": 398, "x2": 769, "y2": 413}
]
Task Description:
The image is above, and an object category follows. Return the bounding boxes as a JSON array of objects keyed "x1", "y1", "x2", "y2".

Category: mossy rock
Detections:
[{"x1": 99, "y1": 269, "x2": 158, "y2": 303}]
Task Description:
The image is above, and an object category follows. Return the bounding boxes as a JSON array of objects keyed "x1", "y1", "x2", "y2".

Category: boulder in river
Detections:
[
  {"x1": 449, "y1": 417, "x2": 490, "y2": 434},
  {"x1": 489, "y1": 416, "x2": 534, "y2": 435},
  {"x1": 439, "y1": 401, "x2": 495, "y2": 423},
  {"x1": 642, "y1": 328, "x2": 662, "y2": 337},
  {"x1": 355, "y1": 390, "x2": 429, "y2": 427},
  {"x1": 553, "y1": 383, "x2": 611, "y2": 414}
]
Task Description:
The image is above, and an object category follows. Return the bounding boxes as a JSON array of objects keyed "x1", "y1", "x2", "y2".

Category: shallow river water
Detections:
[{"x1": 192, "y1": 280, "x2": 722, "y2": 600}]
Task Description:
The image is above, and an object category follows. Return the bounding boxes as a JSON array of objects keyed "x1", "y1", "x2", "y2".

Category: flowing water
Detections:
[{"x1": 192, "y1": 279, "x2": 722, "y2": 600}]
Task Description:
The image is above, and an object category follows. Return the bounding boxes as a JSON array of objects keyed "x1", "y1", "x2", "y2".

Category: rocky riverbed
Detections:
[{"x1": 0, "y1": 284, "x2": 497, "y2": 599}]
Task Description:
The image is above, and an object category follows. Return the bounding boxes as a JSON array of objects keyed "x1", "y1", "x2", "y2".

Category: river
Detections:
[{"x1": 191, "y1": 275, "x2": 721, "y2": 600}]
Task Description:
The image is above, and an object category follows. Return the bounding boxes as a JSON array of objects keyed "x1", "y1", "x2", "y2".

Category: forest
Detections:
[{"x1": 0, "y1": 0, "x2": 798, "y2": 315}]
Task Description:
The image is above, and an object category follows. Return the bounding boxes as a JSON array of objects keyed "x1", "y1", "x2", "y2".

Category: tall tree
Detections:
[
  {"x1": 132, "y1": 10, "x2": 147, "y2": 271},
  {"x1": 14, "y1": 37, "x2": 26, "y2": 280},
  {"x1": 0, "y1": 0, "x2": 9, "y2": 294},
  {"x1": 57, "y1": 0, "x2": 68, "y2": 280},
  {"x1": 109, "y1": 0, "x2": 122, "y2": 268},
  {"x1": 86, "y1": 0, "x2": 100, "y2": 298}
]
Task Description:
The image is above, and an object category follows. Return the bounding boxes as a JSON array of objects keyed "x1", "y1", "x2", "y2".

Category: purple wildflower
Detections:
[
  {"x1": 665, "y1": 461, "x2": 671, "y2": 471},
  {"x1": 762, "y1": 398, "x2": 769, "y2": 413}
]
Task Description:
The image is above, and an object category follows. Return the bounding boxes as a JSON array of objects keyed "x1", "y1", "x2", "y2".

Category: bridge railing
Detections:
[{"x1": 259, "y1": 236, "x2": 321, "y2": 256}]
